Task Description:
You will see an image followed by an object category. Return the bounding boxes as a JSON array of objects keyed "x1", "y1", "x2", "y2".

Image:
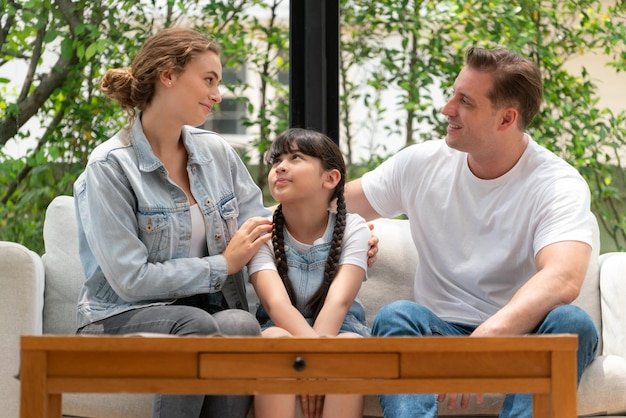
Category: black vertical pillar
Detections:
[{"x1": 289, "y1": 0, "x2": 340, "y2": 144}]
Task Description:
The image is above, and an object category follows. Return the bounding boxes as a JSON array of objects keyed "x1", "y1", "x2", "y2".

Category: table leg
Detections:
[
  {"x1": 533, "y1": 393, "x2": 552, "y2": 418},
  {"x1": 551, "y1": 350, "x2": 577, "y2": 418},
  {"x1": 20, "y1": 350, "x2": 47, "y2": 418},
  {"x1": 48, "y1": 394, "x2": 62, "y2": 418}
]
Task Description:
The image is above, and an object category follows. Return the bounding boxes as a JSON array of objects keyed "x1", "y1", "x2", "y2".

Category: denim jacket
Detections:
[{"x1": 73, "y1": 117, "x2": 270, "y2": 328}]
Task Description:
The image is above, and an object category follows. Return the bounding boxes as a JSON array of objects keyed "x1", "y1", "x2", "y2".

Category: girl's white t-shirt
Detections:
[
  {"x1": 361, "y1": 137, "x2": 592, "y2": 325},
  {"x1": 248, "y1": 212, "x2": 370, "y2": 276}
]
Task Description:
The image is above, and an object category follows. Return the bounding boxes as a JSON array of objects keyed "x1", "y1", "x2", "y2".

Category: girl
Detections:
[{"x1": 248, "y1": 128, "x2": 371, "y2": 418}]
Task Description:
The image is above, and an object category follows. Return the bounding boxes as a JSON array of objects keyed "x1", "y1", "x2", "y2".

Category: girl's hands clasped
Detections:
[
  {"x1": 300, "y1": 394, "x2": 324, "y2": 418},
  {"x1": 437, "y1": 392, "x2": 484, "y2": 410},
  {"x1": 222, "y1": 217, "x2": 272, "y2": 274}
]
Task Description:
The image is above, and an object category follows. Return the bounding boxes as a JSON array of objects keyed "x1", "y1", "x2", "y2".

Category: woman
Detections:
[{"x1": 73, "y1": 27, "x2": 272, "y2": 418}]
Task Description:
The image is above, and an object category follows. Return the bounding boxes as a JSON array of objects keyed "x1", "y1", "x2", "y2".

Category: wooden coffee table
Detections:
[{"x1": 20, "y1": 334, "x2": 577, "y2": 418}]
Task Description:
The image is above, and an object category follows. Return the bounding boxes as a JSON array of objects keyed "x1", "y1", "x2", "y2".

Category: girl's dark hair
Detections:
[
  {"x1": 99, "y1": 27, "x2": 220, "y2": 125},
  {"x1": 265, "y1": 128, "x2": 347, "y2": 322}
]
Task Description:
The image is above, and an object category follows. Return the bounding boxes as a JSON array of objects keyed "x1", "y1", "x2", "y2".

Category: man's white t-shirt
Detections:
[{"x1": 362, "y1": 137, "x2": 592, "y2": 325}]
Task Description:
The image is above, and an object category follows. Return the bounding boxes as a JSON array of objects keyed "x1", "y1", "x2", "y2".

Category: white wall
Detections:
[{"x1": 564, "y1": 52, "x2": 625, "y2": 114}]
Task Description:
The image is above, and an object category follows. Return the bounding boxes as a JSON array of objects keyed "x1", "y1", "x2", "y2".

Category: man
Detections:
[{"x1": 345, "y1": 47, "x2": 599, "y2": 417}]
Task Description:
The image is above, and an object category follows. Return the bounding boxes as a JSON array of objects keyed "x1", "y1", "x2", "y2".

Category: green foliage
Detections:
[
  {"x1": 204, "y1": 0, "x2": 290, "y2": 191},
  {"x1": 0, "y1": 0, "x2": 168, "y2": 253},
  {"x1": 0, "y1": 0, "x2": 290, "y2": 253},
  {"x1": 340, "y1": 0, "x2": 626, "y2": 250},
  {"x1": 456, "y1": 0, "x2": 626, "y2": 250},
  {"x1": 1, "y1": 0, "x2": 625, "y2": 254}
]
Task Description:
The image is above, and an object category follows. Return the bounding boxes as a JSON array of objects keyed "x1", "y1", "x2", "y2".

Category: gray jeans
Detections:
[{"x1": 77, "y1": 295, "x2": 261, "y2": 418}]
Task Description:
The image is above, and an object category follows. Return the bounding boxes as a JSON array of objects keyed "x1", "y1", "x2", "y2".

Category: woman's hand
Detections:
[{"x1": 222, "y1": 217, "x2": 272, "y2": 274}]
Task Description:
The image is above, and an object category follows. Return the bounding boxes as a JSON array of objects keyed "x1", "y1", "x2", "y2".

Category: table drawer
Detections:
[{"x1": 199, "y1": 352, "x2": 399, "y2": 378}]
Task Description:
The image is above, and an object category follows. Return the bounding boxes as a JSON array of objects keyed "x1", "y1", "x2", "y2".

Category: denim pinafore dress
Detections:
[{"x1": 256, "y1": 214, "x2": 370, "y2": 336}]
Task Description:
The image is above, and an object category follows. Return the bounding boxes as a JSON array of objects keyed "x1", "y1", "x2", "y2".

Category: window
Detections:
[
  {"x1": 202, "y1": 64, "x2": 246, "y2": 135},
  {"x1": 203, "y1": 98, "x2": 246, "y2": 135},
  {"x1": 278, "y1": 66, "x2": 289, "y2": 85},
  {"x1": 277, "y1": 53, "x2": 289, "y2": 86}
]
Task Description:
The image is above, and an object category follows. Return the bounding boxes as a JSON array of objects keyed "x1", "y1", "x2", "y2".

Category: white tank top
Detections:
[{"x1": 189, "y1": 204, "x2": 208, "y2": 257}]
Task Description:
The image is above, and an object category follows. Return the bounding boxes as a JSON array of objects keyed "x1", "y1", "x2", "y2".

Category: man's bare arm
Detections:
[
  {"x1": 439, "y1": 239, "x2": 592, "y2": 410},
  {"x1": 473, "y1": 239, "x2": 591, "y2": 336},
  {"x1": 345, "y1": 178, "x2": 381, "y2": 221}
]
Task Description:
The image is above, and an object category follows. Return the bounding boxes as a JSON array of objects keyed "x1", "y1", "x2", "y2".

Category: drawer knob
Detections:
[{"x1": 293, "y1": 356, "x2": 306, "y2": 371}]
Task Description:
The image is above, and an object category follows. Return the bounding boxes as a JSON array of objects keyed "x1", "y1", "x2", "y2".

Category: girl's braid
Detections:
[
  {"x1": 272, "y1": 204, "x2": 297, "y2": 305},
  {"x1": 306, "y1": 185, "x2": 346, "y2": 321}
]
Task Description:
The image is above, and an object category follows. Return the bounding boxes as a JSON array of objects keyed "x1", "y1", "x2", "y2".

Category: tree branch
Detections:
[
  {"x1": 54, "y1": 0, "x2": 81, "y2": 33},
  {"x1": 0, "y1": 52, "x2": 77, "y2": 146},
  {"x1": 18, "y1": 16, "x2": 48, "y2": 102},
  {"x1": 0, "y1": 0, "x2": 20, "y2": 53},
  {"x1": 1, "y1": 107, "x2": 66, "y2": 205}
]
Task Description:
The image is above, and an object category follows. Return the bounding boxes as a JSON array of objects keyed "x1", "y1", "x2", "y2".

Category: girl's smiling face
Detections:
[{"x1": 268, "y1": 147, "x2": 334, "y2": 205}]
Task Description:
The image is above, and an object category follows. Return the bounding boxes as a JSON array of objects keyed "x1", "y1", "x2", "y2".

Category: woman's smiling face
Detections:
[{"x1": 169, "y1": 50, "x2": 223, "y2": 127}]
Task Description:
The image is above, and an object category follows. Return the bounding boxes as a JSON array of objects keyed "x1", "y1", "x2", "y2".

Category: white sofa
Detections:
[{"x1": 1, "y1": 195, "x2": 626, "y2": 418}]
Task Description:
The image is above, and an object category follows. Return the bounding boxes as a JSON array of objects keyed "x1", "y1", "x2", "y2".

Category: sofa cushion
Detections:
[
  {"x1": 62, "y1": 393, "x2": 153, "y2": 418},
  {"x1": 578, "y1": 354, "x2": 626, "y2": 415},
  {"x1": 361, "y1": 218, "x2": 417, "y2": 325},
  {"x1": 42, "y1": 195, "x2": 84, "y2": 335}
]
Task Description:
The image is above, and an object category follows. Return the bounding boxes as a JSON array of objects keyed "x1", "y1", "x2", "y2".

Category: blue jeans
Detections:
[
  {"x1": 372, "y1": 301, "x2": 599, "y2": 418},
  {"x1": 78, "y1": 294, "x2": 261, "y2": 418}
]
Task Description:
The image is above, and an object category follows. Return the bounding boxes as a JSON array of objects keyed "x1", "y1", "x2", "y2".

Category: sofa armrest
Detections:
[
  {"x1": 0, "y1": 240, "x2": 45, "y2": 335},
  {"x1": 0, "y1": 241, "x2": 45, "y2": 418},
  {"x1": 598, "y1": 252, "x2": 626, "y2": 359}
]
